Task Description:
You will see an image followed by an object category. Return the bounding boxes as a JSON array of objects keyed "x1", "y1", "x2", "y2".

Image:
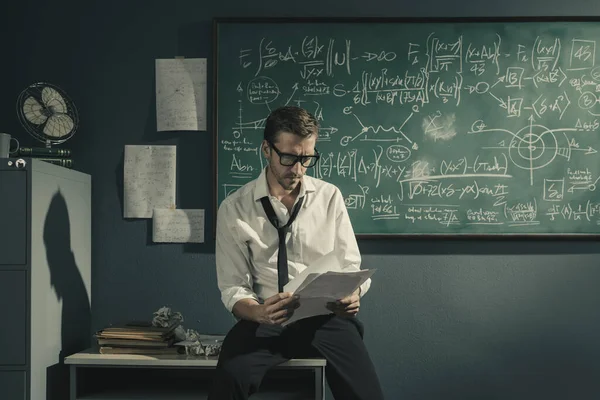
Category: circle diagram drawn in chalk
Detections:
[{"x1": 508, "y1": 124, "x2": 558, "y2": 171}]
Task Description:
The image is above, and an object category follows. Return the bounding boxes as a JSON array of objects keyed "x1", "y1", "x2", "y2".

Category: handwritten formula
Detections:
[{"x1": 216, "y1": 21, "x2": 600, "y2": 234}]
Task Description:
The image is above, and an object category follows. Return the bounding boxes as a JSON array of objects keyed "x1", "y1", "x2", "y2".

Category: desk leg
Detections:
[
  {"x1": 315, "y1": 366, "x2": 324, "y2": 400},
  {"x1": 69, "y1": 365, "x2": 76, "y2": 400}
]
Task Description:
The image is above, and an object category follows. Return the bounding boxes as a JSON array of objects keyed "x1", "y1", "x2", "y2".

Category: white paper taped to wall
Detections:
[
  {"x1": 155, "y1": 58, "x2": 207, "y2": 131},
  {"x1": 123, "y1": 145, "x2": 177, "y2": 219},
  {"x1": 152, "y1": 208, "x2": 205, "y2": 243}
]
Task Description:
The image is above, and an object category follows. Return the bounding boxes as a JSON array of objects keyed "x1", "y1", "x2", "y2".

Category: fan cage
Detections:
[{"x1": 16, "y1": 82, "x2": 79, "y2": 148}]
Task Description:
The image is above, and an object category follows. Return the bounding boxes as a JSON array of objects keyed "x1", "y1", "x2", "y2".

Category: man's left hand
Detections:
[{"x1": 326, "y1": 289, "x2": 360, "y2": 318}]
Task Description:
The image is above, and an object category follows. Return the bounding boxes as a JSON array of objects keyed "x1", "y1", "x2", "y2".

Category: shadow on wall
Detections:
[{"x1": 43, "y1": 191, "x2": 91, "y2": 400}]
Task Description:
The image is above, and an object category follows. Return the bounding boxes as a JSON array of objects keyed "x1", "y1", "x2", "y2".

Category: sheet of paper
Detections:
[
  {"x1": 282, "y1": 297, "x2": 332, "y2": 326},
  {"x1": 123, "y1": 145, "x2": 177, "y2": 218},
  {"x1": 283, "y1": 269, "x2": 375, "y2": 326},
  {"x1": 155, "y1": 58, "x2": 207, "y2": 131},
  {"x1": 294, "y1": 270, "x2": 375, "y2": 300},
  {"x1": 282, "y1": 251, "x2": 376, "y2": 326},
  {"x1": 152, "y1": 208, "x2": 205, "y2": 243},
  {"x1": 284, "y1": 251, "x2": 342, "y2": 294}
]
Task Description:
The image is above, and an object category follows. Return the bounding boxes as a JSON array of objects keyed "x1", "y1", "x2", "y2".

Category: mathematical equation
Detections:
[{"x1": 217, "y1": 23, "x2": 600, "y2": 233}]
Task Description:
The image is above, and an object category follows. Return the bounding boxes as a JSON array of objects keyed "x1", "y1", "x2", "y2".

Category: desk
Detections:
[{"x1": 65, "y1": 348, "x2": 326, "y2": 400}]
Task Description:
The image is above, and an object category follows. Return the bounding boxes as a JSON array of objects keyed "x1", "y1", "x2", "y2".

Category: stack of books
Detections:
[
  {"x1": 15, "y1": 146, "x2": 73, "y2": 168},
  {"x1": 95, "y1": 321, "x2": 182, "y2": 355}
]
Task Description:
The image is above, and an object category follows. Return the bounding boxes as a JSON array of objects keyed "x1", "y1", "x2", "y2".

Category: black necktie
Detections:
[{"x1": 260, "y1": 196, "x2": 305, "y2": 293}]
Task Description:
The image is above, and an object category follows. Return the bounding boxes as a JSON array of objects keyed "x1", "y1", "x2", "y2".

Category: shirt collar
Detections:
[{"x1": 253, "y1": 167, "x2": 316, "y2": 202}]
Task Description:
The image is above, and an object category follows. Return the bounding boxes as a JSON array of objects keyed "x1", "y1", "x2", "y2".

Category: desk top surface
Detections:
[{"x1": 65, "y1": 348, "x2": 326, "y2": 367}]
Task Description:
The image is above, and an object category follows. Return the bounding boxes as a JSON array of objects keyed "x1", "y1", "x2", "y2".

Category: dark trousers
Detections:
[{"x1": 207, "y1": 314, "x2": 384, "y2": 400}]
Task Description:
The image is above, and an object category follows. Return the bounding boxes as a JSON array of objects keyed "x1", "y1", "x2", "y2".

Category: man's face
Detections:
[{"x1": 263, "y1": 131, "x2": 317, "y2": 192}]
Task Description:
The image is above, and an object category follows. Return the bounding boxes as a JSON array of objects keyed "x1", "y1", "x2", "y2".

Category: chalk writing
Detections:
[{"x1": 216, "y1": 21, "x2": 600, "y2": 234}]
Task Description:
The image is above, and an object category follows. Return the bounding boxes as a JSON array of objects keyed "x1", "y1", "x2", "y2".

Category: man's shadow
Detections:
[{"x1": 43, "y1": 191, "x2": 91, "y2": 399}]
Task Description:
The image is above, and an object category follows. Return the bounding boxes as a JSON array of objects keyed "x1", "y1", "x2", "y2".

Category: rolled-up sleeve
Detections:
[
  {"x1": 215, "y1": 201, "x2": 259, "y2": 312},
  {"x1": 333, "y1": 189, "x2": 371, "y2": 297}
]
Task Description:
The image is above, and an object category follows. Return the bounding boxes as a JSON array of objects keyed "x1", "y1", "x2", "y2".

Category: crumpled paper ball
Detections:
[
  {"x1": 183, "y1": 328, "x2": 205, "y2": 356},
  {"x1": 203, "y1": 340, "x2": 222, "y2": 356},
  {"x1": 152, "y1": 306, "x2": 186, "y2": 341},
  {"x1": 150, "y1": 306, "x2": 224, "y2": 356}
]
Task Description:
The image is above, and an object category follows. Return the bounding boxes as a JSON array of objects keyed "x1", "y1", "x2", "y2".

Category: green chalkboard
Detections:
[{"x1": 214, "y1": 18, "x2": 600, "y2": 236}]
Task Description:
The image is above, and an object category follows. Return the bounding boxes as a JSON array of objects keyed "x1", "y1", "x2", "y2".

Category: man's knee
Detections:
[
  {"x1": 345, "y1": 316, "x2": 365, "y2": 338},
  {"x1": 328, "y1": 315, "x2": 365, "y2": 339}
]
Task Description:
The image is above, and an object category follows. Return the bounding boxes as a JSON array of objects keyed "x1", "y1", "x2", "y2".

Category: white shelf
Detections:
[
  {"x1": 66, "y1": 348, "x2": 325, "y2": 368},
  {"x1": 68, "y1": 349, "x2": 324, "y2": 400}
]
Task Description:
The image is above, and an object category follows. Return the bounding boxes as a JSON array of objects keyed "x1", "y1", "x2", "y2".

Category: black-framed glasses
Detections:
[{"x1": 268, "y1": 141, "x2": 320, "y2": 168}]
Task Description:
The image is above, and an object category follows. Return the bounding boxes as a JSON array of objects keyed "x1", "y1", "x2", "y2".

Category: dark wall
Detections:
[{"x1": 8, "y1": 1, "x2": 600, "y2": 398}]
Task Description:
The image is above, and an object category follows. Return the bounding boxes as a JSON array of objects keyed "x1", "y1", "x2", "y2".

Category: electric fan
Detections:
[{"x1": 16, "y1": 82, "x2": 79, "y2": 148}]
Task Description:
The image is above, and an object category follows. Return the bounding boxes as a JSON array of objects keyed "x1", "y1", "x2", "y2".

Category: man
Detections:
[{"x1": 209, "y1": 106, "x2": 384, "y2": 400}]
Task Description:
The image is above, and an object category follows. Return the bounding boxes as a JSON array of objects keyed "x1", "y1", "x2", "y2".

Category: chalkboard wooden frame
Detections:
[{"x1": 213, "y1": 16, "x2": 600, "y2": 239}]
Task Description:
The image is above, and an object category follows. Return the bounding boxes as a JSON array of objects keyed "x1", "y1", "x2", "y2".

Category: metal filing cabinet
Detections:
[{"x1": 0, "y1": 158, "x2": 91, "y2": 400}]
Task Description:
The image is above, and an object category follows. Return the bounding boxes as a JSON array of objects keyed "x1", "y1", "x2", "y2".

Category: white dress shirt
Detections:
[{"x1": 215, "y1": 167, "x2": 371, "y2": 312}]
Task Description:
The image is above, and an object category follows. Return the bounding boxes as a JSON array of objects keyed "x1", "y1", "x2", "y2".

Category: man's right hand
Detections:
[{"x1": 252, "y1": 292, "x2": 299, "y2": 325}]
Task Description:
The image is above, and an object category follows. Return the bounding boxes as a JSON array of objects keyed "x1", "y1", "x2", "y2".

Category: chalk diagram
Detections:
[
  {"x1": 230, "y1": 80, "x2": 338, "y2": 141},
  {"x1": 228, "y1": 79, "x2": 273, "y2": 140},
  {"x1": 470, "y1": 117, "x2": 595, "y2": 185}
]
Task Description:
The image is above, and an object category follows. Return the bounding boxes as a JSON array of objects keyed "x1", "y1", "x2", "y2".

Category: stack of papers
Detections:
[{"x1": 282, "y1": 252, "x2": 375, "y2": 326}]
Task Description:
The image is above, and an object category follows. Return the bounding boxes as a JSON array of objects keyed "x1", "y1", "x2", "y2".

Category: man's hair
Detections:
[{"x1": 264, "y1": 106, "x2": 319, "y2": 143}]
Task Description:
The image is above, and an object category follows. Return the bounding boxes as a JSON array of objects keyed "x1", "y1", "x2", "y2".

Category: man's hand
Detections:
[
  {"x1": 327, "y1": 289, "x2": 360, "y2": 318},
  {"x1": 252, "y1": 292, "x2": 299, "y2": 325}
]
